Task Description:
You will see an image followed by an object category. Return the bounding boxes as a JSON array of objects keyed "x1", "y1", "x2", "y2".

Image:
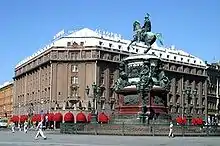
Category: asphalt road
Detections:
[{"x1": 0, "y1": 130, "x2": 219, "y2": 146}]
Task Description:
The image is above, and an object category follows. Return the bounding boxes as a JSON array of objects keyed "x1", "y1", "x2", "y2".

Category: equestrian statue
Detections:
[{"x1": 127, "y1": 13, "x2": 164, "y2": 54}]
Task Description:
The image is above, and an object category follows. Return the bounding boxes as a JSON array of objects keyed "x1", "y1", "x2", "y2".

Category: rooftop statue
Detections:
[{"x1": 128, "y1": 13, "x2": 164, "y2": 53}]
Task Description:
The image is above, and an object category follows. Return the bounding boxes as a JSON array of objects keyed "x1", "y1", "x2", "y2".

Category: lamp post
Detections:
[
  {"x1": 18, "y1": 103, "x2": 21, "y2": 120},
  {"x1": 41, "y1": 99, "x2": 44, "y2": 112},
  {"x1": 18, "y1": 103, "x2": 21, "y2": 130},
  {"x1": 89, "y1": 82, "x2": 102, "y2": 123},
  {"x1": 3, "y1": 106, "x2": 6, "y2": 118}
]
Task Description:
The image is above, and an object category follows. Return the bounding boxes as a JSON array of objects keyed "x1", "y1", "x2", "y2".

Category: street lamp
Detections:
[
  {"x1": 85, "y1": 85, "x2": 90, "y2": 96},
  {"x1": 18, "y1": 103, "x2": 21, "y2": 130},
  {"x1": 90, "y1": 82, "x2": 102, "y2": 123},
  {"x1": 3, "y1": 106, "x2": 7, "y2": 117},
  {"x1": 41, "y1": 99, "x2": 44, "y2": 112}
]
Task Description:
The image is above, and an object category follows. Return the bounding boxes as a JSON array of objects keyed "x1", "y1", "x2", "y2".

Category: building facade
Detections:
[
  {"x1": 206, "y1": 62, "x2": 220, "y2": 123},
  {"x1": 0, "y1": 81, "x2": 13, "y2": 118},
  {"x1": 13, "y1": 28, "x2": 136, "y2": 116},
  {"x1": 13, "y1": 28, "x2": 218, "y2": 123}
]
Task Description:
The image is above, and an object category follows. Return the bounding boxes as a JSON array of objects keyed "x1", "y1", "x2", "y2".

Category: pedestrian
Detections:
[
  {"x1": 24, "y1": 120, "x2": 28, "y2": 133},
  {"x1": 168, "y1": 121, "x2": 174, "y2": 138},
  {"x1": 11, "y1": 122, "x2": 15, "y2": 133},
  {"x1": 34, "y1": 119, "x2": 47, "y2": 140}
]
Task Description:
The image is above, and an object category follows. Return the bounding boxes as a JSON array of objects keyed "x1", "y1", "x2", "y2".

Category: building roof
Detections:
[
  {"x1": 15, "y1": 28, "x2": 207, "y2": 68},
  {"x1": 0, "y1": 81, "x2": 13, "y2": 89}
]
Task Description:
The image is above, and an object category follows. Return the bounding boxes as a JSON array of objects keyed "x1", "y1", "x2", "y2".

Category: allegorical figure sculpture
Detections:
[
  {"x1": 113, "y1": 61, "x2": 130, "y2": 91},
  {"x1": 128, "y1": 13, "x2": 164, "y2": 54}
]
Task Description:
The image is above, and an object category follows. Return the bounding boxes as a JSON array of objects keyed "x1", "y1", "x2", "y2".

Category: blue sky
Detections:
[{"x1": 0, "y1": 0, "x2": 220, "y2": 84}]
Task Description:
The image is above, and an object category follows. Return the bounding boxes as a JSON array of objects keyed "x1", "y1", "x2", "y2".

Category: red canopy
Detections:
[
  {"x1": 20, "y1": 115, "x2": 28, "y2": 122},
  {"x1": 176, "y1": 116, "x2": 187, "y2": 125},
  {"x1": 46, "y1": 113, "x2": 54, "y2": 122},
  {"x1": 98, "y1": 112, "x2": 109, "y2": 123},
  {"x1": 76, "y1": 112, "x2": 87, "y2": 123},
  {"x1": 11, "y1": 115, "x2": 19, "y2": 122},
  {"x1": 64, "y1": 112, "x2": 74, "y2": 122},
  {"x1": 192, "y1": 118, "x2": 203, "y2": 125},
  {"x1": 32, "y1": 114, "x2": 42, "y2": 122},
  {"x1": 53, "y1": 113, "x2": 63, "y2": 122},
  {"x1": 197, "y1": 118, "x2": 203, "y2": 125}
]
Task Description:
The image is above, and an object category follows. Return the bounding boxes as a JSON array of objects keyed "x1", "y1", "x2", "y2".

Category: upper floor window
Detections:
[
  {"x1": 71, "y1": 76, "x2": 78, "y2": 84},
  {"x1": 67, "y1": 42, "x2": 71, "y2": 46},
  {"x1": 71, "y1": 65, "x2": 78, "y2": 72}
]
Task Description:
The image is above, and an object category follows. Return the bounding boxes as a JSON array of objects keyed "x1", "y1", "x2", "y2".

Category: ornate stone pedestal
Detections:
[{"x1": 113, "y1": 54, "x2": 171, "y2": 124}]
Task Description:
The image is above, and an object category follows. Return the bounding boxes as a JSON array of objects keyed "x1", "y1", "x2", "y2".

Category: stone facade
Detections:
[
  {"x1": 13, "y1": 44, "x2": 129, "y2": 116},
  {"x1": 206, "y1": 62, "x2": 220, "y2": 123},
  {"x1": 0, "y1": 82, "x2": 13, "y2": 117},
  {"x1": 164, "y1": 60, "x2": 207, "y2": 119}
]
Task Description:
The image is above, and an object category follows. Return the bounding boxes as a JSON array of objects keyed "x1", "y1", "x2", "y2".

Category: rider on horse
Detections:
[{"x1": 128, "y1": 13, "x2": 163, "y2": 53}]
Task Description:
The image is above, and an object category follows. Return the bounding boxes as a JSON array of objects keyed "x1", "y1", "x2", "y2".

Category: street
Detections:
[{"x1": 0, "y1": 130, "x2": 219, "y2": 146}]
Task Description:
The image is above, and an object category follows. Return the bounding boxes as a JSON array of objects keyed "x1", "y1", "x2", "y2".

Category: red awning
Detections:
[
  {"x1": 53, "y1": 113, "x2": 63, "y2": 122},
  {"x1": 176, "y1": 116, "x2": 187, "y2": 125},
  {"x1": 11, "y1": 115, "x2": 19, "y2": 122},
  {"x1": 32, "y1": 114, "x2": 42, "y2": 122},
  {"x1": 197, "y1": 118, "x2": 203, "y2": 125},
  {"x1": 192, "y1": 118, "x2": 203, "y2": 125},
  {"x1": 76, "y1": 112, "x2": 87, "y2": 123},
  {"x1": 64, "y1": 112, "x2": 74, "y2": 122},
  {"x1": 47, "y1": 113, "x2": 54, "y2": 122},
  {"x1": 98, "y1": 112, "x2": 109, "y2": 123},
  {"x1": 87, "y1": 113, "x2": 92, "y2": 123},
  {"x1": 20, "y1": 115, "x2": 28, "y2": 122}
]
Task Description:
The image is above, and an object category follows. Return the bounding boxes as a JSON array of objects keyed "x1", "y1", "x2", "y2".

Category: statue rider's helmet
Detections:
[{"x1": 145, "y1": 13, "x2": 150, "y2": 20}]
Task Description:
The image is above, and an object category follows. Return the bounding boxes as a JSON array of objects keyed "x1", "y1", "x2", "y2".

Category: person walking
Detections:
[
  {"x1": 11, "y1": 122, "x2": 15, "y2": 133},
  {"x1": 168, "y1": 121, "x2": 174, "y2": 138},
  {"x1": 34, "y1": 119, "x2": 47, "y2": 140},
  {"x1": 24, "y1": 121, "x2": 28, "y2": 133}
]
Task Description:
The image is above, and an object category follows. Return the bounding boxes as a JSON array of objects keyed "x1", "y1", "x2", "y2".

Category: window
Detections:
[
  {"x1": 71, "y1": 76, "x2": 79, "y2": 84},
  {"x1": 136, "y1": 49, "x2": 138, "y2": 53},
  {"x1": 99, "y1": 41, "x2": 103, "y2": 46},
  {"x1": 174, "y1": 56, "x2": 176, "y2": 59},
  {"x1": 71, "y1": 65, "x2": 78, "y2": 72},
  {"x1": 67, "y1": 42, "x2": 71, "y2": 46},
  {"x1": 181, "y1": 58, "x2": 183, "y2": 61},
  {"x1": 159, "y1": 53, "x2": 162, "y2": 57},
  {"x1": 152, "y1": 52, "x2": 155, "y2": 55},
  {"x1": 118, "y1": 45, "x2": 121, "y2": 49},
  {"x1": 109, "y1": 73, "x2": 114, "y2": 86},
  {"x1": 194, "y1": 60, "x2": 196, "y2": 63},
  {"x1": 109, "y1": 43, "x2": 112, "y2": 47},
  {"x1": 80, "y1": 42, "x2": 84, "y2": 46},
  {"x1": 187, "y1": 59, "x2": 190, "y2": 62},
  {"x1": 167, "y1": 55, "x2": 169, "y2": 58}
]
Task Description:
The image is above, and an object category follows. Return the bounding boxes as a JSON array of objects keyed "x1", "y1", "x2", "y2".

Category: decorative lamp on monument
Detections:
[
  {"x1": 89, "y1": 82, "x2": 102, "y2": 123},
  {"x1": 18, "y1": 102, "x2": 21, "y2": 127}
]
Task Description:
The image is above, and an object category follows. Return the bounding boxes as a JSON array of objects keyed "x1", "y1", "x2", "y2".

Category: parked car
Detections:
[{"x1": 0, "y1": 118, "x2": 8, "y2": 128}]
